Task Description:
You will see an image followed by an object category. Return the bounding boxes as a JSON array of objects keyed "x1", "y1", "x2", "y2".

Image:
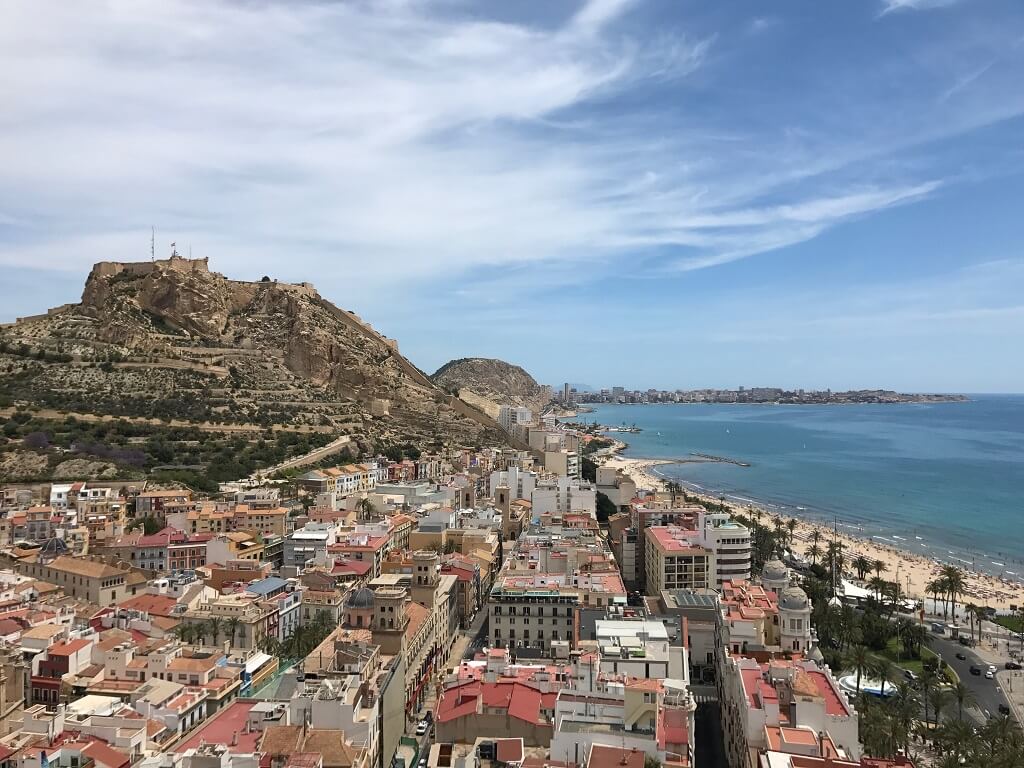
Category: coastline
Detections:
[{"x1": 600, "y1": 449, "x2": 1024, "y2": 614}]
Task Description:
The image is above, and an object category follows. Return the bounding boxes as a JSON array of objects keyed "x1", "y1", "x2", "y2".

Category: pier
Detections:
[{"x1": 690, "y1": 452, "x2": 751, "y2": 467}]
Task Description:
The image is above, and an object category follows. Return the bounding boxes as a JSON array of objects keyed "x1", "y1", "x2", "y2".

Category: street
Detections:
[{"x1": 929, "y1": 634, "x2": 1011, "y2": 721}]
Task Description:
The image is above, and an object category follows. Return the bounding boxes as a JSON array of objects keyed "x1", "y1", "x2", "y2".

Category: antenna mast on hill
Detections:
[{"x1": 151, "y1": 227, "x2": 155, "y2": 260}]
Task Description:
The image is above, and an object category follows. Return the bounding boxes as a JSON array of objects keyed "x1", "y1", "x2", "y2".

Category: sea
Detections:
[{"x1": 585, "y1": 396, "x2": 1024, "y2": 582}]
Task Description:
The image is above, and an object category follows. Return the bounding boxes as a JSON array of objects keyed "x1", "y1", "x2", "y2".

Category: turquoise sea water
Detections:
[{"x1": 586, "y1": 397, "x2": 1024, "y2": 580}]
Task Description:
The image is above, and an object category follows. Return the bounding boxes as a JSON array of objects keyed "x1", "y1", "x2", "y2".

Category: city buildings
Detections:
[{"x1": 644, "y1": 527, "x2": 713, "y2": 594}]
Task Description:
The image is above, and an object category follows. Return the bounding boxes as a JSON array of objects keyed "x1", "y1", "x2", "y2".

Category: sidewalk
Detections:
[{"x1": 997, "y1": 670, "x2": 1024, "y2": 722}]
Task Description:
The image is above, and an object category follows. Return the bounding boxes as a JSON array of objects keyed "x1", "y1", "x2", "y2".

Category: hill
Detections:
[
  {"x1": 431, "y1": 357, "x2": 550, "y2": 419},
  {"x1": 0, "y1": 256, "x2": 506, "y2": 484}
]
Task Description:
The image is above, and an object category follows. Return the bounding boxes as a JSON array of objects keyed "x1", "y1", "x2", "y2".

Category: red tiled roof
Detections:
[
  {"x1": 48, "y1": 639, "x2": 91, "y2": 655},
  {"x1": 437, "y1": 681, "x2": 549, "y2": 726},
  {"x1": 495, "y1": 740, "x2": 524, "y2": 763},
  {"x1": 81, "y1": 740, "x2": 132, "y2": 768},
  {"x1": 174, "y1": 700, "x2": 262, "y2": 754},
  {"x1": 118, "y1": 594, "x2": 179, "y2": 617},
  {"x1": 805, "y1": 669, "x2": 848, "y2": 716},
  {"x1": 331, "y1": 560, "x2": 372, "y2": 576}
]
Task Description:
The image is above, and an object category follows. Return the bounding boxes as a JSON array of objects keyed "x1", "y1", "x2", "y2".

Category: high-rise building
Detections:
[{"x1": 562, "y1": 382, "x2": 571, "y2": 402}]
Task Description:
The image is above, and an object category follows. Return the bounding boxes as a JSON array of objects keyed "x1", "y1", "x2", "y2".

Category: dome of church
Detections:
[
  {"x1": 780, "y1": 586, "x2": 810, "y2": 611},
  {"x1": 763, "y1": 560, "x2": 788, "y2": 582},
  {"x1": 347, "y1": 587, "x2": 376, "y2": 609}
]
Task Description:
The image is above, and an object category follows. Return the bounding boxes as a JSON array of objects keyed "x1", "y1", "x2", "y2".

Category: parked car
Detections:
[
  {"x1": 970, "y1": 665, "x2": 982, "y2": 676},
  {"x1": 956, "y1": 652, "x2": 967, "y2": 660},
  {"x1": 903, "y1": 669, "x2": 917, "y2": 682},
  {"x1": 985, "y1": 669, "x2": 995, "y2": 680},
  {"x1": 415, "y1": 721, "x2": 429, "y2": 736},
  {"x1": 1005, "y1": 661, "x2": 1022, "y2": 670},
  {"x1": 959, "y1": 636, "x2": 973, "y2": 647}
]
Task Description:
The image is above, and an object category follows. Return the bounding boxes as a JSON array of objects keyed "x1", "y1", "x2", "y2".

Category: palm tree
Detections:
[
  {"x1": 259, "y1": 635, "x2": 281, "y2": 656},
  {"x1": 207, "y1": 616, "x2": 222, "y2": 646},
  {"x1": 940, "y1": 566, "x2": 966, "y2": 621},
  {"x1": 868, "y1": 575, "x2": 887, "y2": 600},
  {"x1": 889, "y1": 682, "x2": 920, "y2": 754},
  {"x1": 952, "y1": 681, "x2": 975, "y2": 721},
  {"x1": 786, "y1": 518, "x2": 797, "y2": 546},
  {"x1": 919, "y1": 667, "x2": 939, "y2": 725},
  {"x1": 806, "y1": 542, "x2": 823, "y2": 566},
  {"x1": 356, "y1": 496, "x2": 376, "y2": 520},
  {"x1": 226, "y1": 616, "x2": 242, "y2": 649},
  {"x1": 929, "y1": 687, "x2": 952, "y2": 728},
  {"x1": 872, "y1": 656, "x2": 894, "y2": 697},
  {"x1": 171, "y1": 623, "x2": 190, "y2": 644},
  {"x1": 852, "y1": 555, "x2": 872, "y2": 581},
  {"x1": 874, "y1": 559, "x2": 888, "y2": 578},
  {"x1": 925, "y1": 579, "x2": 944, "y2": 616},
  {"x1": 846, "y1": 644, "x2": 872, "y2": 694}
]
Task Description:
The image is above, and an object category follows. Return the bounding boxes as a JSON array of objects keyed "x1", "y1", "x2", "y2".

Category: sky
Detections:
[{"x1": 1, "y1": 0, "x2": 1023, "y2": 393}]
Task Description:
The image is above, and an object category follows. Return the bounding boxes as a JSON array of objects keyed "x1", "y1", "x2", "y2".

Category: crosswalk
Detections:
[{"x1": 689, "y1": 684, "x2": 720, "y2": 705}]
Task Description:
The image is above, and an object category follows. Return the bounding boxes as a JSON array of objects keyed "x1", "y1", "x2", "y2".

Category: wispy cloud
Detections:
[
  {"x1": 0, "y1": 0, "x2": 968, "y2": 293},
  {"x1": 0, "y1": 0, "x2": 1021, "y2": 371},
  {"x1": 879, "y1": 0, "x2": 963, "y2": 16}
]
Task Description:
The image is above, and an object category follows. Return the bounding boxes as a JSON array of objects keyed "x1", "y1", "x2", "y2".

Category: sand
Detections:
[{"x1": 602, "y1": 454, "x2": 1024, "y2": 614}]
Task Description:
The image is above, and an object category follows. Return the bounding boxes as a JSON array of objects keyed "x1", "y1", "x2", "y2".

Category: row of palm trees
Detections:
[
  {"x1": 925, "y1": 566, "x2": 968, "y2": 621},
  {"x1": 171, "y1": 611, "x2": 335, "y2": 661},
  {"x1": 258, "y1": 612, "x2": 335, "y2": 661},
  {"x1": 859, "y1": 683, "x2": 1022, "y2": 767},
  {"x1": 172, "y1": 615, "x2": 244, "y2": 647}
]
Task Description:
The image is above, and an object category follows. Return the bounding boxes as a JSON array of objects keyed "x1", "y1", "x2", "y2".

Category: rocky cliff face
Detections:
[
  {"x1": 431, "y1": 357, "x2": 550, "y2": 419},
  {"x1": 1, "y1": 258, "x2": 506, "y2": 448}
]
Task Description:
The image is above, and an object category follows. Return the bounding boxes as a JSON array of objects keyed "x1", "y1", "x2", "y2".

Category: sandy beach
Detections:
[{"x1": 602, "y1": 453, "x2": 1024, "y2": 614}]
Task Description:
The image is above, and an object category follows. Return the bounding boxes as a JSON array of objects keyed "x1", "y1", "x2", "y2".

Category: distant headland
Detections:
[{"x1": 571, "y1": 387, "x2": 967, "y2": 405}]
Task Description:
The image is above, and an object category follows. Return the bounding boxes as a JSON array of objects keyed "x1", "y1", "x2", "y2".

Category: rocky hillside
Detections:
[
  {"x1": 0, "y1": 257, "x2": 506, "y2": 455},
  {"x1": 431, "y1": 357, "x2": 550, "y2": 419}
]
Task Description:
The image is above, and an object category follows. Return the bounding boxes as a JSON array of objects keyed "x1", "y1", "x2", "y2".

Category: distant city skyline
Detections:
[{"x1": 2, "y1": 1, "x2": 1023, "y2": 392}]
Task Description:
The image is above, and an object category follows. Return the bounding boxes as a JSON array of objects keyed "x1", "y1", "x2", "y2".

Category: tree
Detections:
[
  {"x1": 868, "y1": 576, "x2": 887, "y2": 600},
  {"x1": 595, "y1": 492, "x2": 617, "y2": 524},
  {"x1": 951, "y1": 681, "x2": 975, "y2": 720},
  {"x1": 918, "y1": 666, "x2": 939, "y2": 725},
  {"x1": 872, "y1": 656, "x2": 894, "y2": 697},
  {"x1": 207, "y1": 617, "x2": 223, "y2": 646},
  {"x1": 852, "y1": 555, "x2": 872, "y2": 581},
  {"x1": 226, "y1": 616, "x2": 243, "y2": 648},
  {"x1": 786, "y1": 518, "x2": 797, "y2": 546},
  {"x1": 806, "y1": 542, "x2": 823, "y2": 566},
  {"x1": 940, "y1": 566, "x2": 966, "y2": 621},
  {"x1": 846, "y1": 644, "x2": 871, "y2": 694},
  {"x1": 874, "y1": 559, "x2": 888, "y2": 578},
  {"x1": 172, "y1": 623, "x2": 191, "y2": 644},
  {"x1": 925, "y1": 579, "x2": 944, "y2": 616},
  {"x1": 356, "y1": 497, "x2": 377, "y2": 520}
]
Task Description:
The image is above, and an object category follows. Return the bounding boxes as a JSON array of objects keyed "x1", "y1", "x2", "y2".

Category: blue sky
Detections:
[{"x1": 1, "y1": 0, "x2": 1023, "y2": 392}]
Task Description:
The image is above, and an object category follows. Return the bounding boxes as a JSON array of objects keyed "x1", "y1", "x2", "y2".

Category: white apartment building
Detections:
[
  {"x1": 699, "y1": 511, "x2": 752, "y2": 586},
  {"x1": 489, "y1": 467, "x2": 537, "y2": 500},
  {"x1": 498, "y1": 405, "x2": 533, "y2": 432},
  {"x1": 594, "y1": 619, "x2": 687, "y2": 680},
  {"x1": 531, "y1": 477, "x2": 595, "y2": 517}
]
